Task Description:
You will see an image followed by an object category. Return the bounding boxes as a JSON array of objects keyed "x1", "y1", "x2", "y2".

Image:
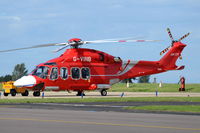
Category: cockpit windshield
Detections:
[{"x1": 32, "y1": 66, "x2": 49, "y2": 79}]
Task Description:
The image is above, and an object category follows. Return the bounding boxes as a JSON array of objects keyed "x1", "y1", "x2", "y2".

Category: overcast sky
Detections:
[{"x1": 0, "y1": 0, "x2": 199, "y2": 83}]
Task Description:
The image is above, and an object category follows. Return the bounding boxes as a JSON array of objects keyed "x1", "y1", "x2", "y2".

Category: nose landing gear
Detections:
[
  {"x1": 33, "y1": 91, "x2": 40, "y2": 97},
  {"x1": 33, "y1": 82, "x2": 44, "y2": 97}
]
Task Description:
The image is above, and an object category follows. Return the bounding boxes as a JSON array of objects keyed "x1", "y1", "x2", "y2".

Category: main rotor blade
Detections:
[
  {"x1": 178, "y1": 32, "x2": 190, "y2": 42},
  {"x1": 85, "y1": 36, "x2": 145, "y2": 42},
  {"x1": 167, "y1": 28, "x2": 174, "y2": 41},
  {"x1": 85, "y1": 39, "x2": 160, "y2": 44},
  {"x1": 52, "y1": 44, "x2": 70, "y2": 53},
  {"x1": 0, "y1": 43, "x2": 67, "y2": 53}
]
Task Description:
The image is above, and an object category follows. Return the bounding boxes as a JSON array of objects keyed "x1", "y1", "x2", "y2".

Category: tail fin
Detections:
[{"x1": 159, "y1": 42, "x2": 186, "y2": 70}]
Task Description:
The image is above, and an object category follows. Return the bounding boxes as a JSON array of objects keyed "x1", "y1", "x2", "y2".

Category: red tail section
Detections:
[
  {"x1": 119, "y1": 29, "x2": 189, "y2": 81},
  {"x1": 158, "y1": 42, "x2": 186, "y2": 70}
]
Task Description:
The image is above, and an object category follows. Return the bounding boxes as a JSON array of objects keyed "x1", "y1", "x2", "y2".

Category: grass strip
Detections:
[
  {"x1": 0, "y1": 97, "x2": 200, "y2": 103},
  {"x1": 124, "y1": 105, "x2": 200, "y2": 113},
  {"x1": 1, "y1": 83, "x2": 200, "y2": 92},
  {"x1": 110, "y1": 83, "x2": 200, "y2": 92}
]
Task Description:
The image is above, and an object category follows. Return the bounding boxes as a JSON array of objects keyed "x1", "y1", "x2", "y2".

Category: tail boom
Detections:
[{"x1": 119, "y1": 42, "x2": 186, "y2": 80}]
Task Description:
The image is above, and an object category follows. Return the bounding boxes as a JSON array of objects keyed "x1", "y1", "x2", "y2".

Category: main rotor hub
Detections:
[
  {"x1": 68, "y1": 38, "x2": 83, "y2": 48},
  {"x1": 68, "y1": 38, "x2": 82, "y2": 43}
]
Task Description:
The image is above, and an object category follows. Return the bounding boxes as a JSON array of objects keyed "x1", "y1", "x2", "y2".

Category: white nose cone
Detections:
[{"x1": 14, "y1": 75, "x2": 36, "y2": 87}]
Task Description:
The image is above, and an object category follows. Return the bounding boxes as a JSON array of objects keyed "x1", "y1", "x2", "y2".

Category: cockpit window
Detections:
[
  {"x1": 44, "y1": 62, "x2": 57, "y2": 66},
  {"x1": 32, "y1": 66, "x2": 49, "y2": 79},
  {"x1": 50, "y1": 67, "x2": 58, "y2": 80}
]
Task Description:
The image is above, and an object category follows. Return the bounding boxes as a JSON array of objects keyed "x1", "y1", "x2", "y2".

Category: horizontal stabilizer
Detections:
[{"x1": 176, "y1": 65, "x2": 185, "y2": 70}]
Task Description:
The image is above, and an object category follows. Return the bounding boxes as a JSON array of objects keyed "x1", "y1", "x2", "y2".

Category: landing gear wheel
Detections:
[
  {"x1": 76, "y1": 91, "x2": 85, "y2": 96},
  {"x1": 101, "y1": 89, "x2": 107, "y2": 96},
  {"x1": 33, "y1": 91, "x2": 40, "y2": 97},
  {"x1": 10, "y1": 89, "x2": 16, "y2": 96},
  {"x1": 3, "y1": 92, "x2": 8, "y2": 96},
  {"x1": 21, "y1": 90, "x2": 29, "y2": 96}
]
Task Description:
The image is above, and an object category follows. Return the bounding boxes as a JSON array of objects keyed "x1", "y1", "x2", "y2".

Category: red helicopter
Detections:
[{"x1": 0, "y1": 28, "x2": 190, "y2": 96}]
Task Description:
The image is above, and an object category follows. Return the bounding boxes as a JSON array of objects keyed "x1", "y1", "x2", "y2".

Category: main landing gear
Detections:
[
  {"x1": 76, "y1": 89, "x2": 108, "y2": 96},
  {"x1": 100, "y1": 89, "x2": 107, "y2": 96}
]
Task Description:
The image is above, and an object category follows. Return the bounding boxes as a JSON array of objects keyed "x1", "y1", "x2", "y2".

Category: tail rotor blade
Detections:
[
  {"x1": 160, "y1": 46, "x2": 171, "y2": 55},
  {"x1": 178, "y1": 32, "x2": 190, "y2": 42},
  {"x1": 167, "y1": 28, "x2": 174, "y2": 41}
]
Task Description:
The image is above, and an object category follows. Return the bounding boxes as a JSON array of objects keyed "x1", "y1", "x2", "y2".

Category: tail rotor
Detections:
[{"x1": 160, "y1": 28, "x2": 190, "y2": 56}]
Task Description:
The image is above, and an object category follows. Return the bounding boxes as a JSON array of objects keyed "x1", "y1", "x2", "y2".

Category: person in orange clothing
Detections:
[{"x1": 178, "y1": 76, "x2": 185, "y2": 91}]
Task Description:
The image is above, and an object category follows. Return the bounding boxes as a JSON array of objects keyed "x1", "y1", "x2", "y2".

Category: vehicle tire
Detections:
[
  {"x1": 4, "y1": 93, "x2": 8, "y2": 97},
  {"x1": 21, "y1": 90, "x2": 29, "y2": 96},
  {"x1": 33, "y1": 91, "x2": 40, "y2": 97},
  {"x1": 10, "y1": 89, "x2": 17, "y2": 96},
  {"x1": 101, "y1": 89, "x2": 107, "y2": 96}
]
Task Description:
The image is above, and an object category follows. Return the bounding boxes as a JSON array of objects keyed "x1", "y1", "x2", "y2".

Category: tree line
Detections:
[
  {"x1": 0, "y1": 63, "x2": 28, "y2": 82},
  {"x1": 122, "y1": 75, "x2": 150, "y2": 83}
]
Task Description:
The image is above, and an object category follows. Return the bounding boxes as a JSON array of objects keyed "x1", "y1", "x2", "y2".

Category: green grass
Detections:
[
  {"x1": 0, "y1": 97, "x2": 200, "y2": 103},
  {"x1": 1, "y1": 83, "x2": 200, "y2": 92},
  {"x1": 110, "y1": 83, "x2": 200, "y2": 92},
  {"x1": 1, "y1": 97, "x2": 200, "y2": 113},
  {"x1": 125, "y1": 105, "x2": 200, "y2": 113}
]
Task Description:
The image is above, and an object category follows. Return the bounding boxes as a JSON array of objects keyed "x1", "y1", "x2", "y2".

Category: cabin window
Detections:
[
  {"x1": 71, "y1": 67, "x2": 80, "y2": 79},
  {"x1": 32, "y1": 66, "x2": 49, "y2": 79},
  {"x1": 60, "y1": 67, "x2": 68, "y2": 80},
  {"x1": 81, "y1": 67, "x2": 90, "y2": 79},
  {"x1": 50, "y1": 67, "x2": 58, "y2": 80}
]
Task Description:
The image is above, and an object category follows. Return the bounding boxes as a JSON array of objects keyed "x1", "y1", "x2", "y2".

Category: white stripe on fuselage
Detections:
[{"x1": 91, "y1": 60, "x2": 138, "y2": 77}]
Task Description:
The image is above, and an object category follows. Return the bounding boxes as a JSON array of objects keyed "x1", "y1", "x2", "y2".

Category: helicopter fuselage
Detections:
[{"x1": 14, "y1": 41, "x2": 186, "y2": 96}]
